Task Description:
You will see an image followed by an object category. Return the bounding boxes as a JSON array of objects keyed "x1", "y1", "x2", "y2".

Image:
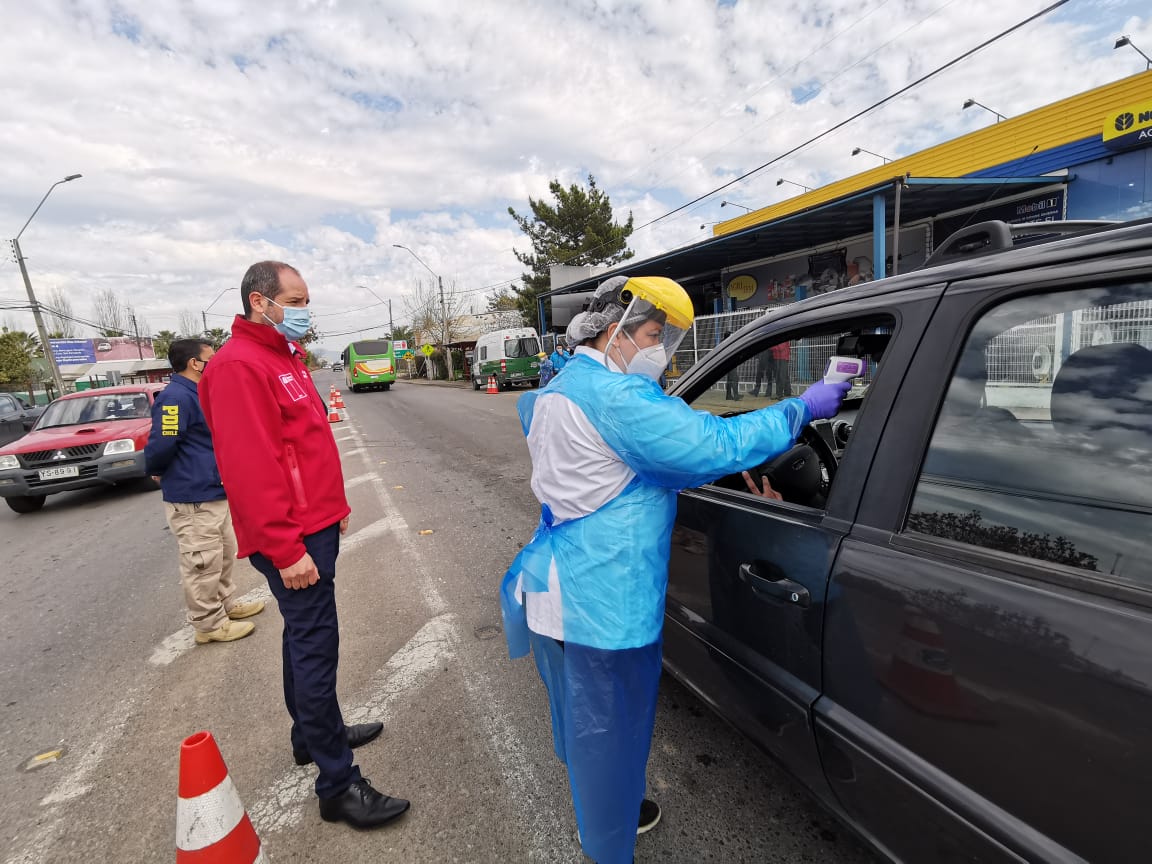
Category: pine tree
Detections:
[{"x1": 508, "y1": 175, "x2": 634, "y2": 326}]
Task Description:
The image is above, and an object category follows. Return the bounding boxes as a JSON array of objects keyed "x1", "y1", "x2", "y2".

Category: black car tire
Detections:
[
  {"x1": 473, "y1": 377, "x2": 482, "y2": 391},
  {"x1": 6, "y1": 495, "x2": 46, "y2": 514}
]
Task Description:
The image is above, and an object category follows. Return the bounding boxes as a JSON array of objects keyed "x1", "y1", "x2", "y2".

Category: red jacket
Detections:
[{"x1": 200, "y1": 315, "x2": 349, "y2": 569}]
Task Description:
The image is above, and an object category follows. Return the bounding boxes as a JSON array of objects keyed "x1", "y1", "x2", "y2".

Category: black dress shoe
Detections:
[
  {"x1": 319, "y1": 778, "x2": 410, "y2": 829},
  {"x1": 293, "y1": 721, "x2": 384, "y2": 766}
]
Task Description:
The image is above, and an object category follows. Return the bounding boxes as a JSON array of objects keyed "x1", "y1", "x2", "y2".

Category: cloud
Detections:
[{"x1": 0, "y1": 0, "x2": 1147, "y2": 351}]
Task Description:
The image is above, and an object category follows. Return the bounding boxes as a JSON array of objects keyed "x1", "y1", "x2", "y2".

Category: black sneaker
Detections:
[{"x1": 637, "y1": 798, "x2": 661, "y2": 834}]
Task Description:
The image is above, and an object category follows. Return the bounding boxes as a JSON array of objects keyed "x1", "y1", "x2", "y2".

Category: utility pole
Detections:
[
  {"x1": 10, "y1": 237, "x2": 65, "y2": 398},
  {"x1": 438, "y1": 274, "x2": 454, "y2": 381},
  {"x1": 131, "y1": 313, "x2": 143, "y2": 360},
  {"x1": 388, "y1": 299, "x2": 394, "y2": 340},
  {"x1": 202, "y1": 310, "x2": 208, "y2": 334}
]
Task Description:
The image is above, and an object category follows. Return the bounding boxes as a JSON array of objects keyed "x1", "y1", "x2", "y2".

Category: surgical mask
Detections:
[
  {"x1": 626, "y1": 344, "x2": 668, "y2": 381},
  {"x1": 610, "y1": 328, "x2": 669, "y2": 380},
  {"x1": 264, "y1": 298, "x2": 311, "y2": 341}
]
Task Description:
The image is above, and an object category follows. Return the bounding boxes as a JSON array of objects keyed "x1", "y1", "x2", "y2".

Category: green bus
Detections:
[{"x1": 342, "y1": 339, "x2": 397, "y2": 392}]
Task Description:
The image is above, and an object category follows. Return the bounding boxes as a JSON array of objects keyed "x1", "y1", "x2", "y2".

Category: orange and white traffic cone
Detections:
[
  {"x1": 332, "y1": 391, "x2": 345, "y2": 409},
  {"x1": 328, "y1": 402, "x2": 342, "y2": 423},
  {"x1": 176, "y1": 731, "x2": 266, "y2": 863},
  {"x1": 486, "y1": 375, "x2": 499, "y2": 394}
]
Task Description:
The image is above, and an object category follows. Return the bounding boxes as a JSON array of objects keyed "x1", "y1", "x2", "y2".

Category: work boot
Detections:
[
  {"x1": 319, "y1": 778, "x2": 409, "y2": 829},
  {"x1": 294, "y1": 721, "x2": 384, "y2": 765},
  {"x1": 637, "y1": 798, "x2": 661, "y2": 834},
  {"x1": 226, "y1": 600, "x2": 266, "y2": 620},
  {"x1": 194, "y1": 619, "x2": 255, "y2": 644}
]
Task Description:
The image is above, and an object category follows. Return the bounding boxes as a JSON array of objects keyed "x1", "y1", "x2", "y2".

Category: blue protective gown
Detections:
[{"x1": 500, "y1": 352, "x2": 810, "y2": 863}]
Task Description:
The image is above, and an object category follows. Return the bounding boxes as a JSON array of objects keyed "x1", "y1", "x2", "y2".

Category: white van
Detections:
[{"x1": 472, "y1": 328, "x2": 543, "y2": 390}]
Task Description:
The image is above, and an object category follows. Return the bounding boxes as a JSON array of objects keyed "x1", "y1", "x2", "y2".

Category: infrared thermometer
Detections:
[{"x1": 824, "y1": 356, "x2": 865, "y2": 384}]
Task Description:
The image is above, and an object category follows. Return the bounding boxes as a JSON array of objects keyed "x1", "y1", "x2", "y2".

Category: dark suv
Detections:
[{"x1": 663, "y1": 219, "x2": 1152, "y2": 864}]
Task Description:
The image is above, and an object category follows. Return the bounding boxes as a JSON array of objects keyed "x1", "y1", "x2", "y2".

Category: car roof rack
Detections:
[{"x1": 922, "y1": 219, "x2": 1116, "y2": 270}]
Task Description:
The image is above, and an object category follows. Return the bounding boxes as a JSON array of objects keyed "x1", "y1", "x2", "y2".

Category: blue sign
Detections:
[{"x1": 50, "y1": 339, "x2": 97, "y2": 364}]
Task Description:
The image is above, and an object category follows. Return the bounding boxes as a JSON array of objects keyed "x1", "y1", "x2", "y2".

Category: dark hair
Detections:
[
  {"x1": 169, "y1": 339, "x2": 212, "y2": 373},
  {"x1": 241, "y1": 261, "x2": 300, "y2": 316}
]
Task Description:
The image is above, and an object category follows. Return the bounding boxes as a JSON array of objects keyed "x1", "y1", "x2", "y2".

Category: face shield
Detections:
[{"x1": 595, "y1": 276, "x2": 694, "y2": 380}]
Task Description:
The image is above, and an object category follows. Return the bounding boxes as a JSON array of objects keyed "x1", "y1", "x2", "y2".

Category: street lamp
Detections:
[
  {"x1": 851, "y1": 147, "x2": 891, "y2": 163},
  {"x1": 720, "y1": 200, "x2": 752, "y2": 212},
  {"x1": 393, "y1": 244, "x2": 451, "y2": 382},
  {"x1": 962, "y1": 98, "x2": 1007, "y2": 122},
  {"x1": 10, "y1": 173, "x2": 82, "y2": 398},
  {"x1": 1114, "y1": 35, "x2": 1152, "y2": 69},
  {"x1": 776, "y1": 178, "x2": 812, "y2": 193}
]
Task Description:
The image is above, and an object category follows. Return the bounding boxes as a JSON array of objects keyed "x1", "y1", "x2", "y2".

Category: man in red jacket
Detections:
[{"x1": 200, "y1": 261, "x2": 409, "y2": 830}]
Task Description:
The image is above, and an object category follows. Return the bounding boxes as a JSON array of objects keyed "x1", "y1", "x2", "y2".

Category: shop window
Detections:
[{"x1": 907, "y1": 283, "x2": 1152, "y2": 587}]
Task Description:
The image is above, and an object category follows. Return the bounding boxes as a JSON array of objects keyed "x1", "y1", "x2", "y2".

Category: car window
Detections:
[
  {"x1": 686, "y1": 316, "x2": 894, "y2": 507},
  {"x1": 37, "y1": 392, "x2": 152, "y2": 428},
  {"x1": 0, "y1": 394, "x2": 17, "y2": 417},
  {"x1": 505, "y1": 337, "x2": 540, "y2": 358},
  {"x1": 906, "y1": 283, "x2": 1152, "y2": 587}
]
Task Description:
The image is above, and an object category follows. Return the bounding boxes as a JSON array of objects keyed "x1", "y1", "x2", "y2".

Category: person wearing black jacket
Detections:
[{"x1": 145, "y1": 338, "x2": 264, "y2": 644}]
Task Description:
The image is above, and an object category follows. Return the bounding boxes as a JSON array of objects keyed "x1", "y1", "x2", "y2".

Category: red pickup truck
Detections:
[{"x1": 0, "y1": 384, "x2": 164, "y2": 513}]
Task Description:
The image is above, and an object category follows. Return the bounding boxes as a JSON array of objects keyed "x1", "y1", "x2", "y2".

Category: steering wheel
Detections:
[{"x1": 746, "y1": 424, "x2": 839, "y2": 506}]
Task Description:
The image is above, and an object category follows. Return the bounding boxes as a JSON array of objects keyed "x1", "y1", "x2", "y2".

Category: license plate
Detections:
[{"x1": 38, "y1": 466, "x2": 79, "y2": 481}]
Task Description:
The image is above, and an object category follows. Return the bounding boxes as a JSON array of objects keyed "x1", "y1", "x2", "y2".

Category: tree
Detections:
[
  {"x1": 508, "y1": 174, "x2": 634, "y2": 325},
  {"x1": 390, "y1": 324, "x2": 414, "y2": 345},
  {"x1": 153, "y1": 329, "x2": 178, "y2": 360},
  {"x1": 177, "y1": 309, "x2": 202, "y2": 338},
  {"x1": 44, "y1": 286, "x2": 77, "y2": 338},
  {"x1": 92, "y1": 289, "x2": 131, "y2": 336},
  {"x1": 205, "y1": 327, "x2": 229, "y2": 348},
  {"x1": 0, "y1": 329, "x2": 35, "y2": 389},
  {"x1": 403, "y1": 278, "x2": 468, "y2": 379}
]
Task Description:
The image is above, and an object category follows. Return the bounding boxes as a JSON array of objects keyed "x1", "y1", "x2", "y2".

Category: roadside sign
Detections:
[{"x1": 421, "y1": 344, "x2": 435, "y2": 357}]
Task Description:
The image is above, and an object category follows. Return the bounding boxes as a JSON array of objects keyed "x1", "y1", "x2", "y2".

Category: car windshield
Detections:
[
  {"x1": 505, "y1": 337, "x2": 540, "y2": 358},
  {"x1": 36, "y1": 392, "x2": 152, "y2": 428}
]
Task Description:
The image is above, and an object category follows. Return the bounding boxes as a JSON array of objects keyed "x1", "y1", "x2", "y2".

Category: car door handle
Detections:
[{"x1": 738, "y1": 563, "x2": 811, "y2": 608}]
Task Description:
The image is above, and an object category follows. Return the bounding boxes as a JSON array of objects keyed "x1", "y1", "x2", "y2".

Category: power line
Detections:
[
  {"x1": 634, "y1": 0, "x2": 1069, "y2": 232},
  {"x1": 475, "y1": 1, "x2": 1067, "y2": 300}
]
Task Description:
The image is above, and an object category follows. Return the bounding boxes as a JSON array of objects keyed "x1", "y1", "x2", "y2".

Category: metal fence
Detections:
[{"x1": 985, "y1": 301, "x2": 1152, "y2": 386}]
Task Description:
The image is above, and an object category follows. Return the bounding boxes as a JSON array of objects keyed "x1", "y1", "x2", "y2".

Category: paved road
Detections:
[{"x1": 0, "y1": 372, "x2": 879, "y2": 863}]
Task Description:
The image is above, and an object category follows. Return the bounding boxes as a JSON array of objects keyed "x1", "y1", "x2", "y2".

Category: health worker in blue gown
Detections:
[{"x1": 499, "y1": 275, "x2": 850, "y2": 864}]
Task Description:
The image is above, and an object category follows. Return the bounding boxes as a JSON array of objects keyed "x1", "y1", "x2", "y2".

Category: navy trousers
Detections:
[{"x1": 250, "y1": 523, "x2": 360, "y2": 799}]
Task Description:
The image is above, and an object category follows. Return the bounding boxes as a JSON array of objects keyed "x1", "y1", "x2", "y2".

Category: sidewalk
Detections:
[{"x1": 396, "y1": 376, "x2": 472, "y2": 390}]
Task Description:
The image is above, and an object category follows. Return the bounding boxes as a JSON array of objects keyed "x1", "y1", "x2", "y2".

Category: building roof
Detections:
[
  {"x1": 715, "y1": 69, "x2": 1152, "y2": 236},
  {"x1": 546, "y1": 175, "x2": 1065, "y2": 297}
]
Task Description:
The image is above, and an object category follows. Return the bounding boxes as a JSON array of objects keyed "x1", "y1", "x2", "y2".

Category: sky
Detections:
[{"x1": 0, "y1": 0, "x2": 1149, "y2": 355}]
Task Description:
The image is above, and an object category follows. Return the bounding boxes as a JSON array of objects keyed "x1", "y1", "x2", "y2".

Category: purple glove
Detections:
[{"x1": 799, "y1": 380, "x2": 851, "y2": 420}]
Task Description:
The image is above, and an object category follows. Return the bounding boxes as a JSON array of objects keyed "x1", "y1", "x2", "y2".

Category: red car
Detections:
[{"x1": 0, "y1": 384, "x2": 165, "y2": 513}]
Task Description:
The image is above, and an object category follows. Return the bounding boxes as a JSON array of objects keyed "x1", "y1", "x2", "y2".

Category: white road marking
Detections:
[
  {"x1": 340, "y1": 419, "x2": 566, "y2": 862},
  {"x1": 247, "y1": 614, "x2": 459, "y2": 835},
  {"x1": 339, "y1": 515, "x2": 406, "y2": 553},
  {"x1": 343, "y1": 472, "x2": 374, "y2": 488},
  {"x1": 40, "y1": 686, "x2": 139, "y2": 807},
  {"x1": 147, "y1": 585, "x2": 273, "y2": 667}
]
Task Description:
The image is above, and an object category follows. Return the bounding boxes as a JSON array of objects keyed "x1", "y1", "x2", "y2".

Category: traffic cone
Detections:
[
  {"x1": 881, "y1": 606, "x2": 982, "y2": 722},
  {"x1": 332, "y1": 391, "x2": 345, "y2": 409},
  {"x1": 176, "y1": 731, "x2": 266, "y2": 863},
  {"x1": 486, "y1": 375, "x2": 499, "y2": 394},
  {"x1": 328, "y1": 403, "x2": 342, "y2": 423}
]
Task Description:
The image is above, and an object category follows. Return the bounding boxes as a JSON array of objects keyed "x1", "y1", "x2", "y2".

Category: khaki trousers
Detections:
[{"x1": 163, "y1": 499, "x2": 238, "y2": 632}]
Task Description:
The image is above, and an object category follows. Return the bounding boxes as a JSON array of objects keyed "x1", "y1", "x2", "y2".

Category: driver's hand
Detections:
[{"x1": 742, "y1": 470, "x2": 783, "y2": 500}]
